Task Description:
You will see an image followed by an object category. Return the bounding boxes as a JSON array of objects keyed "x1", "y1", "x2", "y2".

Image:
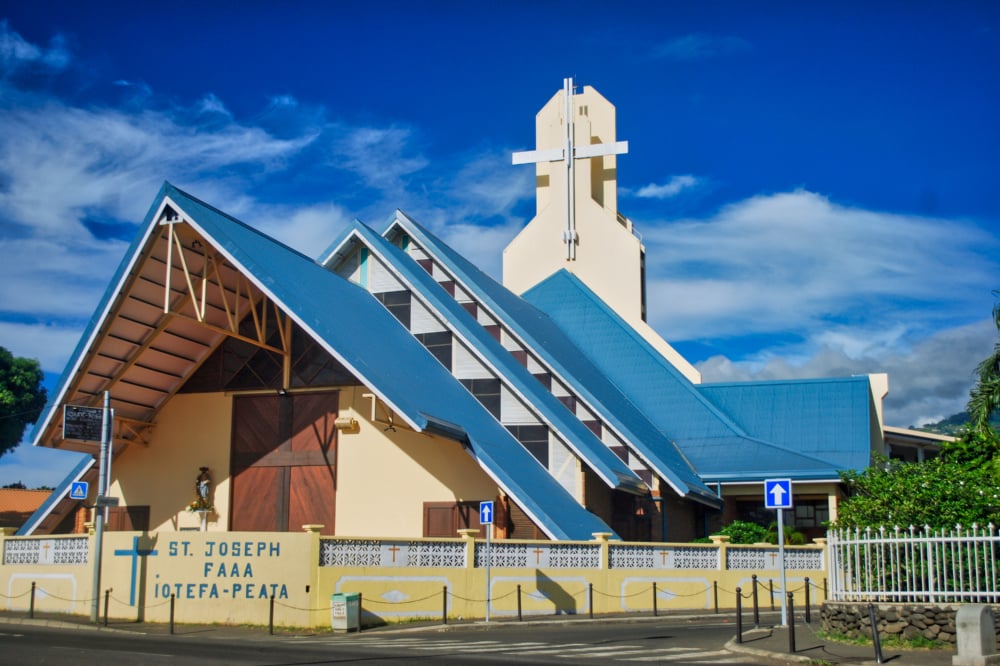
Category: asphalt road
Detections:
[{"x1": 0, "y1": 617, "x2": 793, "y2": 665}]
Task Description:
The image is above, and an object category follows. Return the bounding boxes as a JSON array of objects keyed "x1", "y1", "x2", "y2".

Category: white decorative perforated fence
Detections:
[
  {"x1": 829, "y1": 524, "x2": 1000, "y2": 603},
  {"x1": 727, "y1": 546, "x2": 824, "y2": 571},
  {"x1": 319, "y1": 537, "x2": 825, "y2": 571},
  {"x1": 475, "y1": 542, "x2": 601, "y2": 568},
  {"x1": 2, "y1": 537, "x2": 89, "y2": 565},
  {"x1": 609, "y1": 544, "x2": 720, "y2": 569},
  {"x1": 319, "y1": 539, "x2": 467, "y2": 568}
]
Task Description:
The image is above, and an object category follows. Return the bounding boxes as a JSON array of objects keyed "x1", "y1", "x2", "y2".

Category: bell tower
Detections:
[{"x1": 504, "y1": 79, "x2": 700, "y2": 383}]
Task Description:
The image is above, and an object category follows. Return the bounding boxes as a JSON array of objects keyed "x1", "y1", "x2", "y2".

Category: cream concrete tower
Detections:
[{"x1": 505, "y1": 78, "x2": 700, "y2": 382}]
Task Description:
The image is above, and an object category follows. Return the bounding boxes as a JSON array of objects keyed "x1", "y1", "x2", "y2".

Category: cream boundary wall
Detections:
[{"x1": 1, "y1": 532, "x2": 828, "y2": 628}]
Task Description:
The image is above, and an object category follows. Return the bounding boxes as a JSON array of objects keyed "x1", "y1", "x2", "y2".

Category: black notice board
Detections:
[{"x1": 63, "y1": 405, "x2": 104, "y2": 442}]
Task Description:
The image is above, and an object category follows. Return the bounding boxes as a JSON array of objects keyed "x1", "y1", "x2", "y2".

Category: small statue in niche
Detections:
[{"x1": 188, "y1": 467, "x2": 213, "y2": 512}]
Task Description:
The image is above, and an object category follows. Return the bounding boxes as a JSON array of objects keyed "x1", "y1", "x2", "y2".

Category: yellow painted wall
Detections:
[
  {"x1": 110, "y1": 392, "x2": 232, "y2": 533},
  {"x1": 0, "y1": 532, "x2": 827, "y2": 628},
  {"x1": 333, "y1": 386, "x2": 501, "y2": 537}
]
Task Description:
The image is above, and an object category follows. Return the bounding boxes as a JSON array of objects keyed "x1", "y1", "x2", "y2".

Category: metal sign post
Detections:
[
  {"x1": 764, "y1": 479, "x2": 793, "y2": 627},
  {"x1": 90, "y1": 392, "x2": 112, "y2": 624},
  {"x1": 480, "y1": 501, "x2": 494, "y2": 623}
]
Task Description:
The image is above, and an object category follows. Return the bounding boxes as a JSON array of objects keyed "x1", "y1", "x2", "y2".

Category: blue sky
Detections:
[{"x1": 1, "y1": 2, "x2": 997, "y2": 487}]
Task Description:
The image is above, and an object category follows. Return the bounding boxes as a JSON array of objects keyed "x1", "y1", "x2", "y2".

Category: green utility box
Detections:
[{"x1": 330, "y1": 592, "x2": 360, "y2": 632}]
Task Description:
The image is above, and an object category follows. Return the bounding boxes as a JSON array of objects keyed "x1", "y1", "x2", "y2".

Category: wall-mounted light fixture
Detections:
[{"x1": 334, "y1": 416, "x2": 358, "y2": 433}]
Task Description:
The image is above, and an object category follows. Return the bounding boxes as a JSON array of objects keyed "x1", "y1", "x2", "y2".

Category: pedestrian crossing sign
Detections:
[{"x1": 69, "y1": 481, "x2": 89, "y2": 501}]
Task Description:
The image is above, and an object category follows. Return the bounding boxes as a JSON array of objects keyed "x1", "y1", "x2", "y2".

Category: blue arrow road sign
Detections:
[
  {"x1": 480, "y1": 501, "x2": 494, "y2": 525},
  {"x1": 764, "y1": 479, "x2": 793, "y2": 509},
  {"x1": 69, "y1": 481, "x2": 89, "y2": 501}
]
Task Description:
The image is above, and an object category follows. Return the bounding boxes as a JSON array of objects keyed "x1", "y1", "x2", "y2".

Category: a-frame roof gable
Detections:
[
  {"x1": 381, "y1": 213, "x2": 724, "y2": 507},
  {"x1": 32, "y1": 185, "x2": 615, "y2": 540}
]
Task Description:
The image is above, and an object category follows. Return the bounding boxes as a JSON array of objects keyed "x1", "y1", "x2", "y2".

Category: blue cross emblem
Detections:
[{"x1": 114, "y1": 536, "x2": 158, "y2": 606}]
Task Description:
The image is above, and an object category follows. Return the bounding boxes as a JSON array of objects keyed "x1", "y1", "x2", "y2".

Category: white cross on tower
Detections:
[{"x1": 512, "y1": 77, "x2": 628, "y2": 261}]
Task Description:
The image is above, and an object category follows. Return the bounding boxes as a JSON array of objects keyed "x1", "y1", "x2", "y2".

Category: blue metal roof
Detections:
[
  {"x1": 383, "y1": 214, "x2": 724, "y2": 507},
  {"x1": 523, "y1": 270, "x2": 842, "y2": 483},
  {"x1": 698, "y1": 376, "x2": 874, "y2": 472},
  {"x1": 19, "y1": 456, "x2": 94, "y2": 536},
  {"x1": 33, "y1": 183, "x2": 614, "y2": 541},
  {"x1": 332, "y1": 220, "x2": 647, "y2": 495}
]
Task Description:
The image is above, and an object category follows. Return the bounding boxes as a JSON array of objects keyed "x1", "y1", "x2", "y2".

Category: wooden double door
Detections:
[{"x1": 230, "y1": 392, "x2": 337, "y2": 534}]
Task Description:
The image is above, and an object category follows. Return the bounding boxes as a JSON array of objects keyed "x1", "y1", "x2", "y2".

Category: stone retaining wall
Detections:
[{"x1": 821, "y1": 602, "x2": 1000, "y2": 646}]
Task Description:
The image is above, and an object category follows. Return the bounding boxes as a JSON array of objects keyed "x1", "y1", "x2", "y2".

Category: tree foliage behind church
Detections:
[
  {"x1": 835, "y1": 447, "x2": 1000, "y2": 529},
  {"x1": 0, "y1": 346, "x2": 47, "y2": 457},
  {"x1": 836, "y1": 294, "x2": 1000, "y2": 530},
  {"x1": 968, "y1": 290, "x2": 1000, "y2": 436}
]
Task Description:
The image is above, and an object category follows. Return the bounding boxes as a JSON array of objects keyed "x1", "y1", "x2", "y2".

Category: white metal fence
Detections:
[{"x1": 828, "y1": 524, "x2": 1000, "y2": 603}]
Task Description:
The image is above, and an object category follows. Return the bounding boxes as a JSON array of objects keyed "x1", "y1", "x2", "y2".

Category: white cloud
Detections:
[
  {"x1": 658, "y1": 190, "x2": 999, "y2": 428},
  {"x1": 633, "y1": 174, "x2": 700, "y2": 199},
  {"x1": 0, "y1": 320, "x2": 85, "y2": 371},
  {"x1": 643, "y1": 190, "x2": 997, "y2": 342},
  {"x1": 650, "y1": 33, "x2": 751, "y2": 61},
  {"x1": 330, "y1": 125, "x2": 428, "y2": 195},
  {"x1": 253, "y1": 202, "x2": 356, "y2": 258},
  {"x1": 0, "y1": 87, "x2": 318, "y2": 239},
  {"x1": 447, "y1": 151, "x2": 534, "y2": 218},
  {"x1": 0, "y1": 21, "x2": 69, "y2": 71},
  {"x1": 198, "y1": 93, "x2": 231, "y2": 117},
  {"x1": 697, "y1": 318, "x2": 996, "y2": 429}
]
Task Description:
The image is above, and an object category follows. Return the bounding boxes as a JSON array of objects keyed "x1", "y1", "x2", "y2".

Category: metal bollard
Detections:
[
  {"x1": 787, "y1": 592, "x2": 796, "y2": 653},
  {"x1": 735, "y1": 587, "x2": 743, "y2": 644},
  {"x1": 104, "y1": 589, "x2": 110, "y2": 627},
  {"x1": 588, "y1": 583, "x2": 594, "y2": 619},
  {"x1": 713, "y1": 580, "x2": 719, "y2": 613},
  {"x1": 442, "y1": 586, "x2": 448, "y2": 625},
  {"x1": 868, "y1": 602, "x2": 885, "y2": 664},
  {"x1": 804, "y1": 577, "x2": 811, "y2": 623},
  {"x1": 769, "y1": 578, "x2": 775, "y2": 611},
  {"x1": 517, "y1": 584, "x2": 522, "y2": 622},
  {"x1": 169, "y1": 594, "x2": 175, "y2": 635},
  {"x1": 358, "y1": 593, "x2": 363, "y2": 632},
  {"x1": 751, "y1": 574, "x2": 760, "y2": 627},
  {"x1": 268, "y1": 594, "x2": 274, "y2": 635},
  {"x1": 652, "y1": 582, "x2": 658, "y2": 617},
  {"x1": 29, "y1": 581, "x2": 35, "y2": 619}
]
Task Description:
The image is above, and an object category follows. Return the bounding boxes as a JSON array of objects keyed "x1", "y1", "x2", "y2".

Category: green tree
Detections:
[
  {"x1": 0, "y1": 346, "x2": 47, "y2": 457},
  {"x1": 766, "y1": 521, "x2": 806, "y2": 545},
  {"x1": 711, "y1": 520, "x2": 769, "y2": 544},
  {"x1": 834, "y1": 453, "x2": 1000, "y2": 529},
  {"x1": 968, "y1": 291, "x2": 1000, "y2": 435}
]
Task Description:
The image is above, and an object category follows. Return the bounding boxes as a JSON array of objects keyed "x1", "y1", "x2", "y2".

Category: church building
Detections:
[{"x1": 23, "y1": 80, "x2": 891, "y2": 543}]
